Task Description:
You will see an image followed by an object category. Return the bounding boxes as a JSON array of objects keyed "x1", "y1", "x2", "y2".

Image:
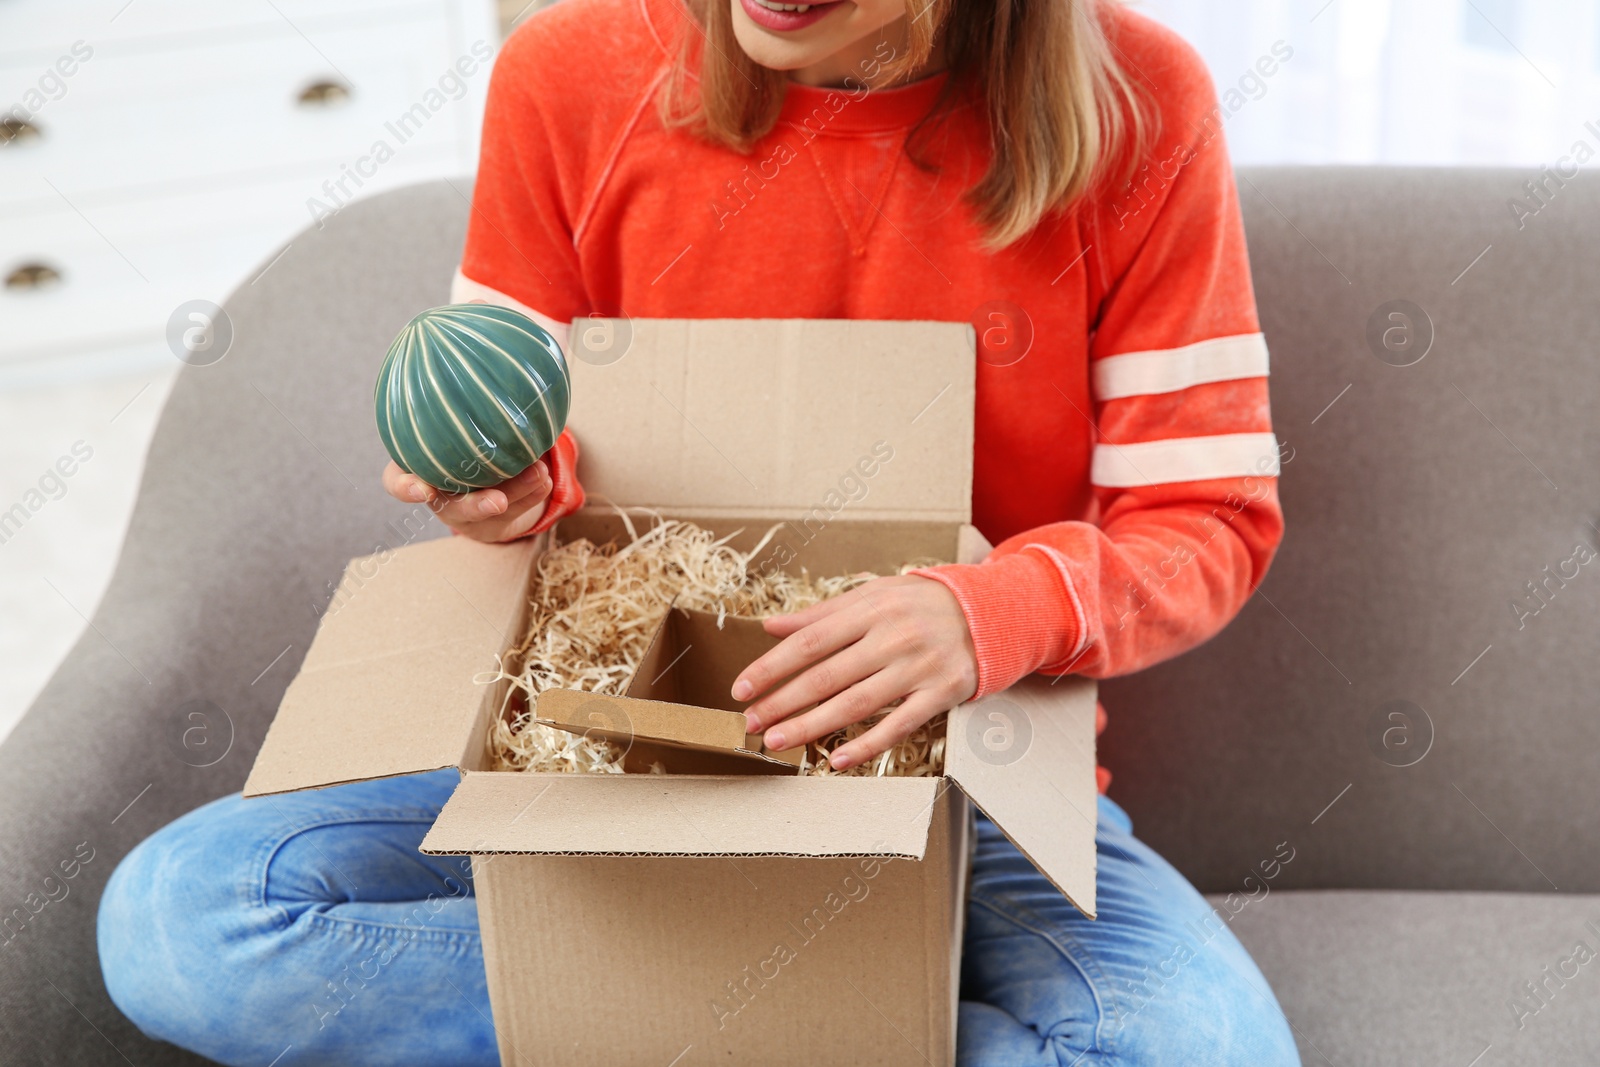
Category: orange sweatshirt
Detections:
[{"x1": 453, "y1": 0, "x2": 1285, "y2": 792}]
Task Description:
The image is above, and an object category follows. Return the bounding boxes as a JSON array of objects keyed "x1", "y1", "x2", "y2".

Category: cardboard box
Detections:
[{"x1": 244, "y1": 319, "x2": 1100, "y2": 1066}]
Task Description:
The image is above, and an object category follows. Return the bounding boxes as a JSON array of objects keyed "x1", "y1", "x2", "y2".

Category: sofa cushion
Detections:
[
  {"x1": 1104, "y1": 168, "x2": 1600, "y2": 897},
  {"x1": 0, "y1": 181, "x2": 469, "y2": 1067},
  {"x1": 1218, "y1": 889, "x2": 1600, "y2": 1066}
]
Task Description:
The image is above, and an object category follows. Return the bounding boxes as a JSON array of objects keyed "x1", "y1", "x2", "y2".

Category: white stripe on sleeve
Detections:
[
  {"x1": 450, "y1": 269, "x2": 572, "y2": 350},
  {"x1": 1091, "y1": 432, "x2": 1281, "y2": 488},
  {"x1": 1092, "y1": 334, "x2": 1269, "y2": 401}
]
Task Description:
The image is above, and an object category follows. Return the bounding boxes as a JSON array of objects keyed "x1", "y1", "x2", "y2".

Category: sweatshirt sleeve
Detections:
[
  {"x1": 910, "y1": 38, "x2": 1285, "y2": 698},
  {"x1": 449, "y1": 20, "x2": 592, "y2": 535}
]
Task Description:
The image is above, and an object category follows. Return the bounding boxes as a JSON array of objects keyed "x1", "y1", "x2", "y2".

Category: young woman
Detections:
[{"x1": 98, "y1": 0, "x2": 1298, "y2": 1063}]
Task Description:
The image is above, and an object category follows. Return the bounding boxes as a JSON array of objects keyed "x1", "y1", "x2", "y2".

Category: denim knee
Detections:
[
  {"x1": 1099, "y1": 939, "x2": 1302, "y2": 1066},
  {"x1": 97, "y1": 793, "x2": 280, "y2": 1059}
]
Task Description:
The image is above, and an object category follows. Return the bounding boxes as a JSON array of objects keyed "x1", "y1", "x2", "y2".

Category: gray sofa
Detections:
[{"x1": 2, "y1": 169, "x2": 1596, "y2": 1066}]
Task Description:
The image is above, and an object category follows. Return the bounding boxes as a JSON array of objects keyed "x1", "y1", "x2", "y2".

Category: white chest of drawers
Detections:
[{"x1": 0, "y1": 0, "x2": 499, "y2": 384}]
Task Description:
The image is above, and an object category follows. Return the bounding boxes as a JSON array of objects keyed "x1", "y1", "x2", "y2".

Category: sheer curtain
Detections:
[{"x1": 1134, "y1": 0, "x2": 1600, "y2": 165}]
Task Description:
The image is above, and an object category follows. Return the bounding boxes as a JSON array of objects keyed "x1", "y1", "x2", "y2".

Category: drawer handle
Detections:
[
  {"x1": 297, "y1": 80, "x2": 352, "y2": 108},
  {"x1": 1, "y1": 118, "x2": 42, "y2": 146},
  {"x1": 5, "y1": 263, "x2": 63, "y2": 291}
]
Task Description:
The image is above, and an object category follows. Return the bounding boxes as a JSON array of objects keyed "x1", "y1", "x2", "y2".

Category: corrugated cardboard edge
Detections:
[
  {"x1": 936, "y1": 784, "x2": 970, "y2": 1062},
  {"x1": 420, "y1": 772, "x2": 941, "y2": 857},
  {"x1": 946, "y1": 674, "x2": 1100, "y2": 919}
]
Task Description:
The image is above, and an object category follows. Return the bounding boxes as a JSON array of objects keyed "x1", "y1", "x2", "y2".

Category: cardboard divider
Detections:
[
  {"x1": 536, "y1": 687, "x2": 748, "y2": 752},
  {"x1": 634, "y1": 609, "x2": 774, "y2": 712},
  {"x1": 532, "y1": 603, "x2": 807, "y2": 774},
  {"x1": 532, "y1": 688, "x2": 795, "y2": 776},
  {"x1": 421, "y1": 771, "x2": 943, "y2": 858}
]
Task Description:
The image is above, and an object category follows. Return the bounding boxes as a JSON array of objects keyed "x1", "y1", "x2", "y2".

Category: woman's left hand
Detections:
[{"x1": 731, "y1": 575, "x2": 978, "y2": 770}]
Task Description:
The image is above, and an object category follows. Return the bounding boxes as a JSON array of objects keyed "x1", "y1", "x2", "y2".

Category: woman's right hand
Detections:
[{"x1": 381, "y1": 459, "x2": 554, "y2": 543}]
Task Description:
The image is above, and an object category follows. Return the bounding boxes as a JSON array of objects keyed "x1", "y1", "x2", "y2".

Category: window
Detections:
[
  {"x1": 1462, "y1": 0, "x2": 1520, "y2": 52},
  {"x1": 1140, "y1": 0, "x2": 1596, "y2": 164}
]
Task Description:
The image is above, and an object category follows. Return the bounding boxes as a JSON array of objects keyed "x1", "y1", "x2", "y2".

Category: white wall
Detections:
[{"x1": 0, "y1": 0, "x2": 501, "y2": 743}]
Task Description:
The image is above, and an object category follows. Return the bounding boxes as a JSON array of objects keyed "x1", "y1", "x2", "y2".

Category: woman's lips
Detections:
[{"x1": 738, "y1": 0, "x2": 843, "y2": 33}]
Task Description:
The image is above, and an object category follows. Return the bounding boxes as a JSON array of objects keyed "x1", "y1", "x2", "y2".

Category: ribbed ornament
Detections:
[{"x1": 375, "y1": 303, "x2": 571, "y2": 490}]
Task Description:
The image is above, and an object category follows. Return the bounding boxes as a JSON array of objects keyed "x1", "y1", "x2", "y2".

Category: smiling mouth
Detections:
[{"x1": 738, "y1": 0, "x2": 842, "y2": 31}]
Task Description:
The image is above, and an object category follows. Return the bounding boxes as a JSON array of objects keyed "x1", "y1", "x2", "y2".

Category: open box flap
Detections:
[
  {"x1": 566, "y1": 318, "x2": 976, "y2": 523},
  {"x1": 421, "y1": 772, "x2": 942, "y2": 857},
  {"x1": 945, "y1": 675, "x2": 1100, "y2": 918},
  {"x1": 243, "y1": 537, "x2": 537, "y2": 797}
]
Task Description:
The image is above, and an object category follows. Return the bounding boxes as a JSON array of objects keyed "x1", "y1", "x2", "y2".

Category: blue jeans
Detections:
[{"x1": 98, "y1": 771, "x2": 1300, "y2": 1066}]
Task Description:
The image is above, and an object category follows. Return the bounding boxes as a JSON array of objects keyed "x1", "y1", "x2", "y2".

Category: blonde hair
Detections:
[{"x1": 663, "y1": 0, "x2": 1149, "y2": 248}]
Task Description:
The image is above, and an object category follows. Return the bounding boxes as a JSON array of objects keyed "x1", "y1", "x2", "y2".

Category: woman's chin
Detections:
[
  {"x1": 728, "y1": 0, "x2": 863, "y2": 72},
  {"x1": 729, "y1": 20, "x2": 828, "y2": 71}
]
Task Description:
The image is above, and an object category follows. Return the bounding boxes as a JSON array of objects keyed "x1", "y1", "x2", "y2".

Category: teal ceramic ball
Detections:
[{"x1": 375, "y1": 304, "x2": 571, "y2": 491}]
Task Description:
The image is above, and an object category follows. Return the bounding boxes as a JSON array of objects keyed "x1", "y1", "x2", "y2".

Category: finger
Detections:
[
  {"x1": 826, "y1": 693, "x2": 946, "y2": 771},
  {"x1": 761, "y1": 575, "x2": 898, "y2": 639},
  {"x1": 446, "y1": 502, "x2": 549, "y2": 543},
  {"x1": 495, "y1": 459, "x2": 552, "y2": 507},
  {"x1": 382, "y1": 461, "x2": 435, "y2": 504},
  {"x1": 435, "y1": 460, "x2": 552, "y2": 524},
  {"x1": 732, "y1": 602, "x2": 871, "y2": 703},
  {"x1": 431, "y1": 486, "x2": 511, "y2": 524},
  {"x1": 744, "y1": 638, "x2": 891, "y2": 733},
  {"x1": 445, "y1": 484, "x2": 551, "y2": 542},
  {"x1": 762, "y1": 667, "x2": 912, "y2": 752},
  {"x1": 762, "y1": 593, "x2": 855, "y2": 637}
]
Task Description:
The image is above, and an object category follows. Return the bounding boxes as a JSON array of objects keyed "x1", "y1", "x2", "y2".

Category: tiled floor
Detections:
[{"x1": 0, "y1": 367, "x2": 177, "y2": 743}]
